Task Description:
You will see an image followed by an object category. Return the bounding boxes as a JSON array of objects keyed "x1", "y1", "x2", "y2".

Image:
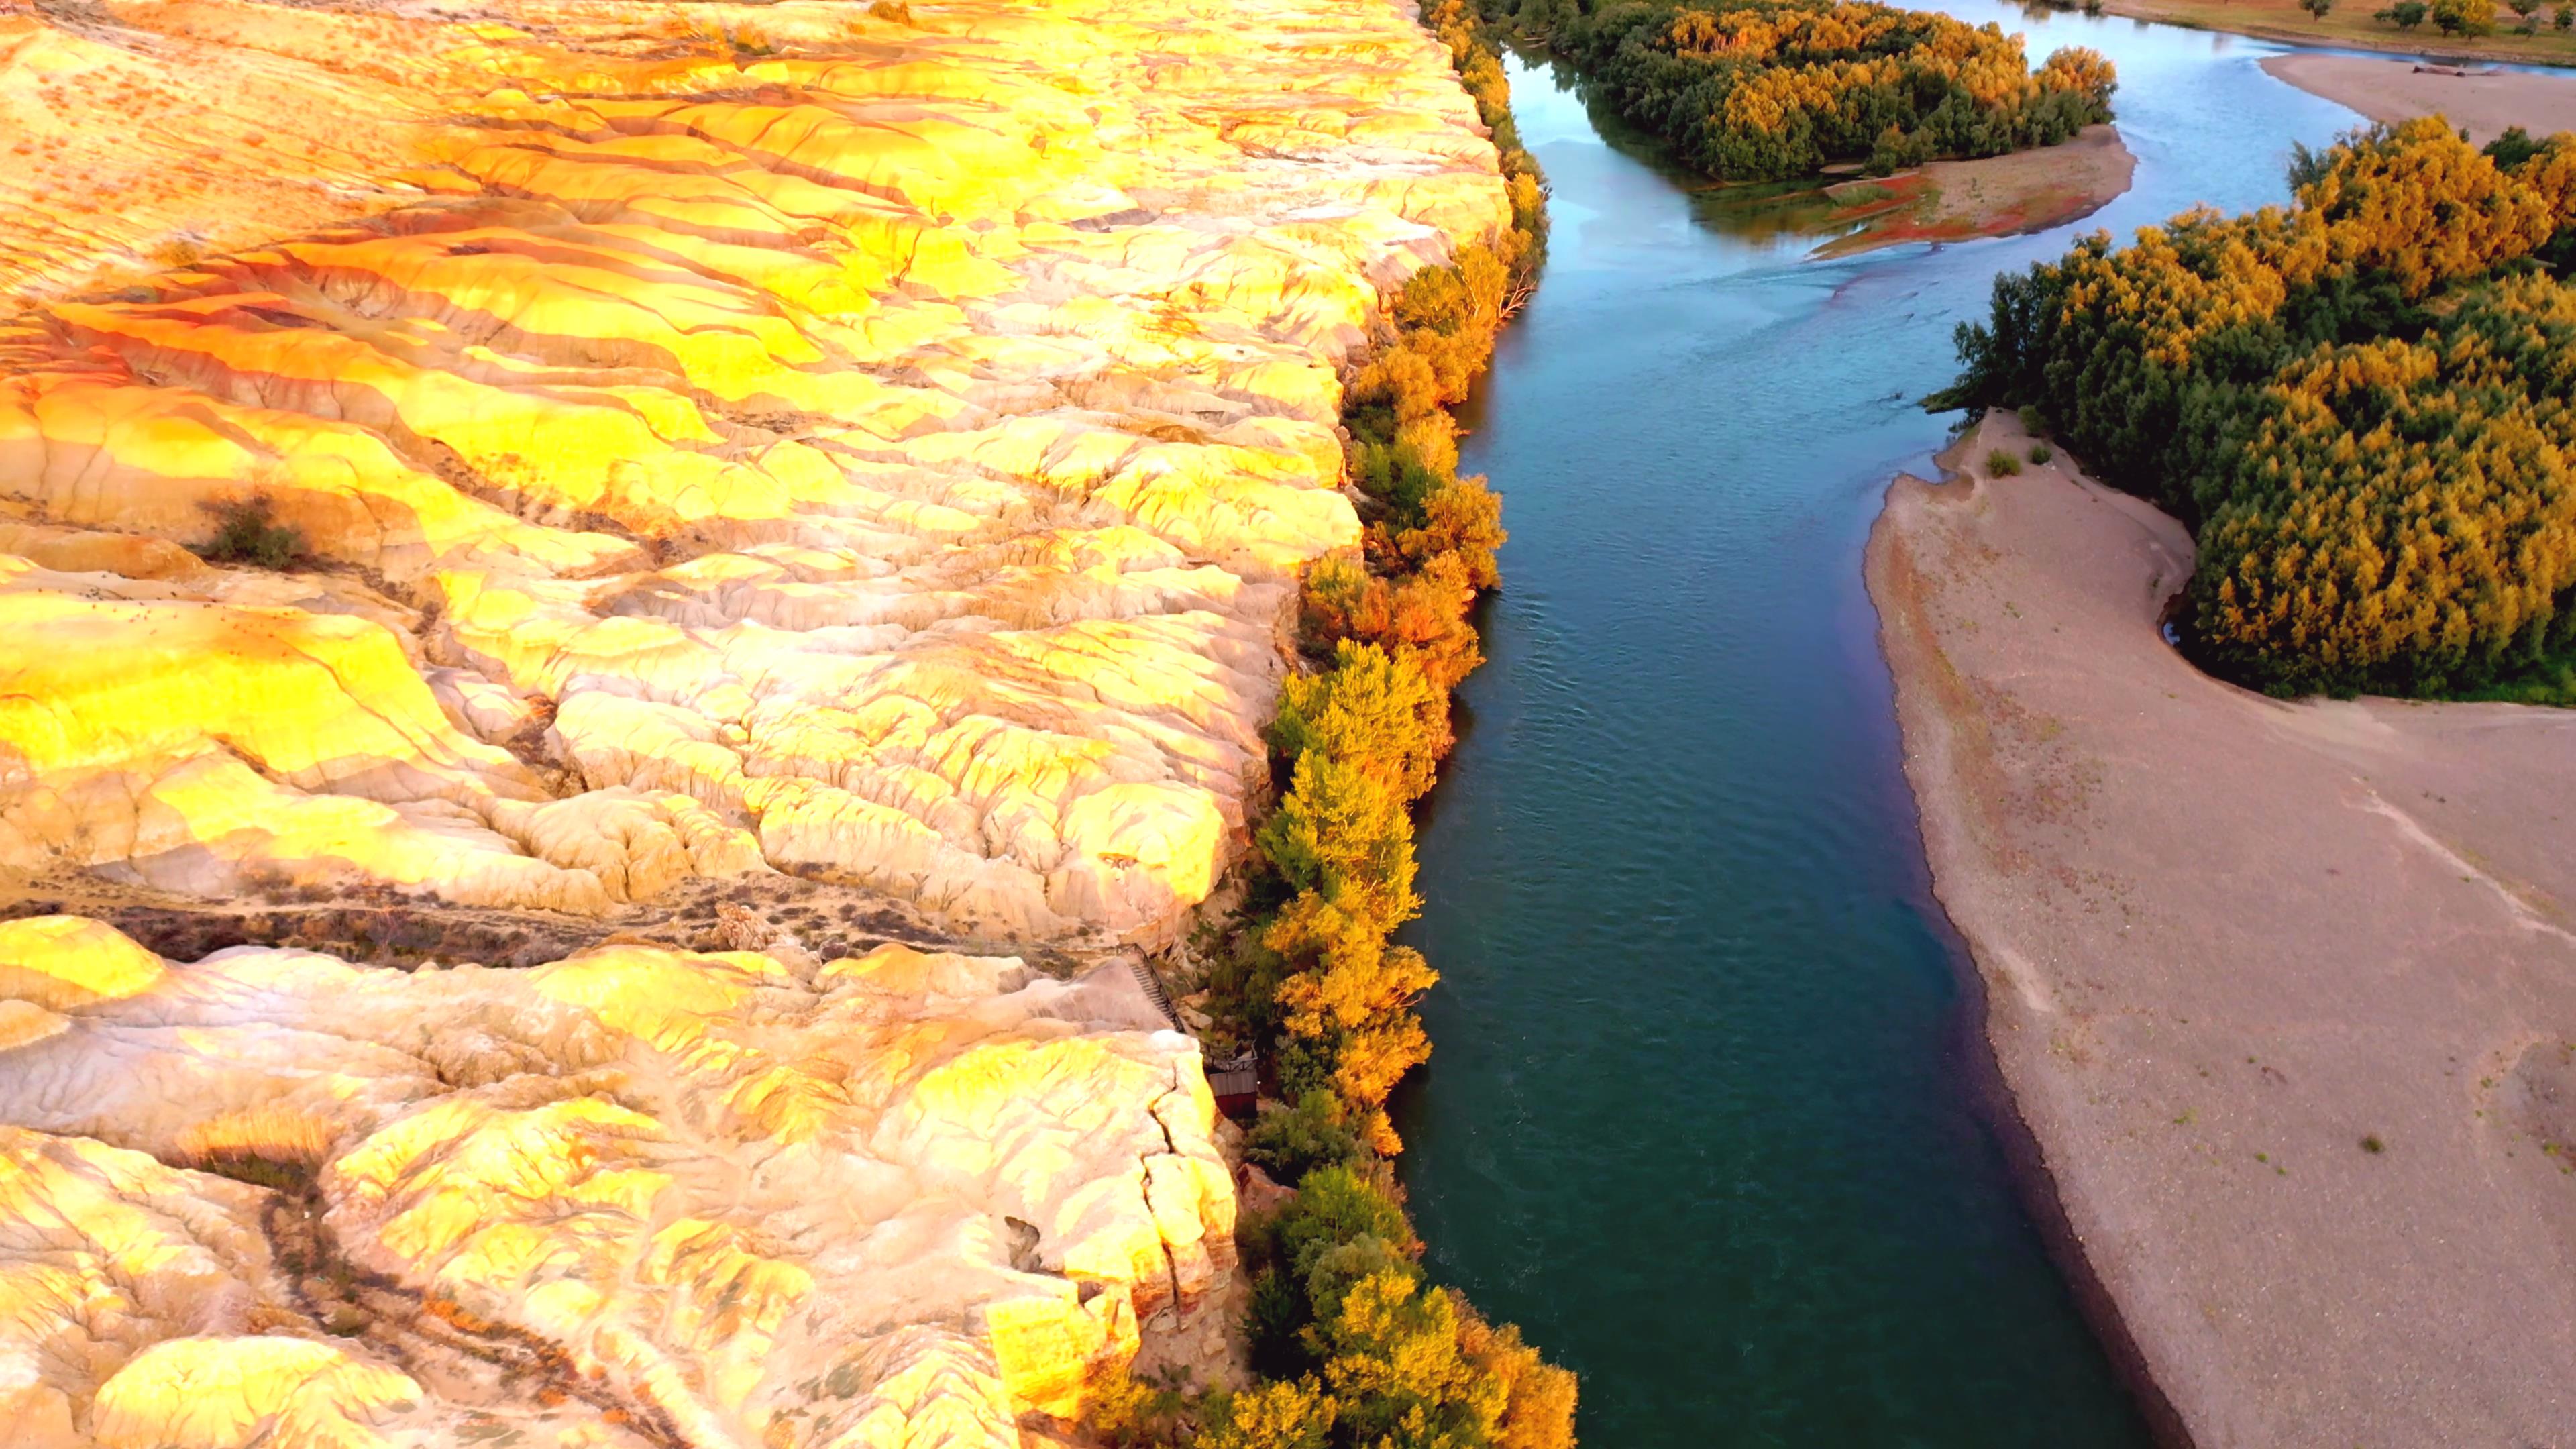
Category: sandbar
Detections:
[
  {"x1": 2264, "y1": 52, "x2": 2576, "y2": 145},
  {"x1": 1868, "y1": 415, "x2": 2576, "y2": 1446},
  {"x1": 1818, "y1": 124, "x2": 2135, "y2": 257}
]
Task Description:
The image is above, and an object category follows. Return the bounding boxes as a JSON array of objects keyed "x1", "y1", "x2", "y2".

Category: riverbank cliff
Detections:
[
  {"x1": 0, "y1": 0, "x2": 1519, "y2": 1442},
  {"x1": 1868, "y1": 415, "x2": 2576, "y2": 1447}
]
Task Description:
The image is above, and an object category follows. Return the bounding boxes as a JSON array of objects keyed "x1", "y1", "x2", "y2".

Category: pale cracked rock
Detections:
[
  {"x1": 0, "y1": 916, "x2": 1236, "y2": 1448},
  {"x1": 0, "y1": 0, "x2": 1511, "y2": 944}
]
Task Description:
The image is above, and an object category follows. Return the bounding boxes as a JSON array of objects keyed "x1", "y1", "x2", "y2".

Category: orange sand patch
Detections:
[{"x1": 1815, "y1": 125, "x2": 2133, "y2": 258}]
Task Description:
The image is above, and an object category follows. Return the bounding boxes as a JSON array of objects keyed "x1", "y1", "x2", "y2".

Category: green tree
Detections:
[
  {"x1": 2434, "y1": 0, "x2": 2496, "y2": 33},
  {"x1": 1547, "y1": 0, "x2": 2116, "y2": 184},
  {"x1": 1246, "y1": 1092, "x2": 1366, "y2": 1187},
  {"x1": 2486, "y1": 125, "x2": 2545, "y2": 168},
  {"x1": 1311, "y1": 1273, "x2": 1505, "y2": 1449},
  {"x1": 1935, "y1": 120, "x2": 2576, "y2": 698},
  {"x1": 2391, "y1": 0, "x2": 2429, "y2": 26},
  {"x1": 2301, "y1": 0, "x2": 2334, "y2": 17}
]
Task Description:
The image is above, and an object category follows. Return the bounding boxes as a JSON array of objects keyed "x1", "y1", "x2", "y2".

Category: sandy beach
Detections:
[
  {"x1": 1868, "y1": 417, "x2": 2576, "y2": 1447},
  {"x1": 2264, "y1": 52, "x2": 2576, "y2": 145},
  {"x1": 2104, "y1": 0, "x2": 2576, "y2": 66}
]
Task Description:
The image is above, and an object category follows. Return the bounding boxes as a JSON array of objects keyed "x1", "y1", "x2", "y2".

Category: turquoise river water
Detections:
[{"x1": 1391, "y1": 8, "x2": 2379, "y2": 1444}]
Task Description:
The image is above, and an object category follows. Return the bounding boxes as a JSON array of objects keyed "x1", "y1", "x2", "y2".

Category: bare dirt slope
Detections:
[
  {"x1": 1869, "y1": 415, "x2": 2576, "y2": 1449},
  {"x1": 2264, "y1": 53, "x2": 2576, "y2": 146}
]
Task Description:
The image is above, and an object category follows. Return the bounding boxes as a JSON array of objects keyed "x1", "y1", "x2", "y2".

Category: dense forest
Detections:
[
  {"x1": 1936, "y1": 119, "x2": 2576, "y2": 699},
  {"x1": 1474, "y1": 0, "x2": 2116, "y2": 180},
  {"x1": 1087, "y1": 4, "x2": 1578, "y2": 1448}
]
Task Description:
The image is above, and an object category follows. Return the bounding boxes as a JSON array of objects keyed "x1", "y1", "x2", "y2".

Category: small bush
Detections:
[
  {"x1": 1984, "y1": 448, "x2": 2023, "y2": 477},
  {"x1": 2016, "y1": 402, "x2": 2048, "y2": 435},
  {"x1": 2028, "y1": 442, "x2": 2053, "y2": 464},
  {"x1": 867, "y1": 0, "x2": 912, "y2": 19},
  {"x1": 199, "y1": 494, "x2": 305, "y2": 569},
  {"x1": 1246, "y1": 1091, "x2": 1366, "y2": 1186},
  {"x1": 2361, "y1": 1134, "x2": 2387, "y2": 1154}
]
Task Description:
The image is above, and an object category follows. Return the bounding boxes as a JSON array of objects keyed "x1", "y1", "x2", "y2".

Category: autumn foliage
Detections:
[
  {"x1": 1238, "y1": 0, "x2": 1543, "y2": 1163},
  {"x1": 1939, "y1": 119, "x2": 2576, "y2": 697},
  {"x1": 1479, "y1": 0, "x2": 2114, "y2": 180},
  {"x1": 1145, "y1": 4, "x2": 1578, "y2": 1445}
]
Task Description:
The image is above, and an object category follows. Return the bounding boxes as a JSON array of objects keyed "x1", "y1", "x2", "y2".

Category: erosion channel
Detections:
[{"x1": 1393, "y1": 10, "x2": 2380, "y2": 1445}]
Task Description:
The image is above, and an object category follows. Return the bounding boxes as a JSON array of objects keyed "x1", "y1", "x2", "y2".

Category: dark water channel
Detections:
[{"x1": 1391, "y1": 10, "x2": 2373, "y2": 1445}]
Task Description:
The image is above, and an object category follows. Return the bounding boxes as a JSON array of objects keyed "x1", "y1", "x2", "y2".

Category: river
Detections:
[{"x1": 1391, "y1": 9, "x2": 2372, "y2": 1445}]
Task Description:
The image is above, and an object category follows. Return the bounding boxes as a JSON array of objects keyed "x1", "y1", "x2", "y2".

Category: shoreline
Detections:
[
  {"x1": 2260, "y1": 52, "x2": 2576, "y2": 142},
  {"x1": 2099, "y1": 0, "x2": 2576, "y2": 68},
  {"x1": 1888, "y1": 435, "x2": 2195, "y2": 1449},
  {"x1": 1867, "y1": 413, "x2": 2576, "y2": 1446},
  {"x1": 1935, "y1": 888, "x2": 2198, "y2": 1449}
]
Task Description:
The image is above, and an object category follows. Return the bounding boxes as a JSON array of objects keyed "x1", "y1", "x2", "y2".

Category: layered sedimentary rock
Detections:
[
  {"x1": 0, "y1": 914, "x2": 1233, "y2": 1447},
  {"x1": 0, "y1": 1, "x2": 1509, "y2": 1444},
  {"x1": 0, "y1": 0, "x2": 1507, "y2": 945}
]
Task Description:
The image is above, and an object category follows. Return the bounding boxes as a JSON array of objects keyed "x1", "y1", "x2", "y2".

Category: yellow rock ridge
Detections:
[
  {"x1": 0, "y1": 916, "x2": 1234, "y2": 1448},
  {"x1": 0, "y1": 0, "x2": 1509, "y2": 944},
  {"x1": 0, "y1": 0, "x2": 1513, "y2": 1444}
]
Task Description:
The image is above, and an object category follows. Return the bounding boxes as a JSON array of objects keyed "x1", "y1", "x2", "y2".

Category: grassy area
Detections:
[{"x1": 2102, "y1": 0, "x2": 2576, "y2": 66}]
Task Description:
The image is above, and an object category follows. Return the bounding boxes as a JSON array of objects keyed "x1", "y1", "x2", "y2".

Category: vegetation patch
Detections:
[
  {"x1": 1935, "y1": 119, "x2": 2576, "y2": 700},
  {"x1": 1477, "y1": 0, "x2": 2116, "y2": 182},
  {"x1": 1102, "y1": 3, "x2": 1577, "y2": 1446},
  {"x1": 197, "y1": 493, "x2": 306, "y2": 569}
]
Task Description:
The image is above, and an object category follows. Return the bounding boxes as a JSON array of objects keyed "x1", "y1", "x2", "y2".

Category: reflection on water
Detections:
[{"x1": 1395, "y1": 9, "x2": 2374, "y2": 1448}]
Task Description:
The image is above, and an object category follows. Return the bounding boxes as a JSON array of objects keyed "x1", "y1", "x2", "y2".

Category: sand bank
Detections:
[
  {"x1": 1817, "y1": 125, "x2": 2135, "y2": 258},
  {"x1": 1868, "y1": 416, "x2": 2576, "y2": 1447},
  {"x1": 2104, "y1": 0, "x2": 2576, "y2": 66},
  {"x1": 2264, "y1": 52, "x2": 2576, "y2": 145}
]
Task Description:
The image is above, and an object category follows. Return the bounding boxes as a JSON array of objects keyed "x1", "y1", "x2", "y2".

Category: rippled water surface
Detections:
[{"x1": 1392, "y1": 10, "x2": 2370, "y2": 1444}]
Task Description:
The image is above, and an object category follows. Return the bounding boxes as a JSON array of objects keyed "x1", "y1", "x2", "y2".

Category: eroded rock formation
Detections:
[
  {"x1": 0, "y1": 916, "x2": 1233, "y2": 1447},
  {"x1": 0, "y1": 0, "x2": 1506, "y2": 945},
  {"x1": 0, "y1": 0, "x2": 1509, "y2": 1443}
]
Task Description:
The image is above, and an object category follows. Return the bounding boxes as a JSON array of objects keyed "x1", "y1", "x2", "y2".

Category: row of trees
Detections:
[
  {"x1": 1095, "y1": 1165, "x2": 1573, "y2": 1449},
  {"x1": 1476, "y1": 0, "x2": 2116, "y2": 180},
  {"x1": 1087, "y1": 5, "x2": 1576, "y2": 1448},
  {"x1": 1936, "y1": 119, "x2": 2576, "y2": 696}
]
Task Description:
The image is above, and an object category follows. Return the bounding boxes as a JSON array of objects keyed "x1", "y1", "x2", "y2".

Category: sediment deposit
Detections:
[
  {"x1": 1818, "y1": 123, "x2": 2134, "y2": 258},
  {"x1": 2261, "y1": 53, "x2": 2576, "y2": 148},
  {"x1": 0, "y1": 0, "x2": 1510, "y2": 1442},
  {"x1": 1870, "y1": 417, "x2": 2576, "y2": 1448}
]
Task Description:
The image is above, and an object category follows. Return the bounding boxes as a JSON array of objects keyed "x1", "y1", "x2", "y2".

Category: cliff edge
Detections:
[
  {"x1": 0, "y1": 0, "x2": 1511, "y2": 1443},
  {"x1": 0, "y1": 0, "x2": 1506, "y2": 946}
]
